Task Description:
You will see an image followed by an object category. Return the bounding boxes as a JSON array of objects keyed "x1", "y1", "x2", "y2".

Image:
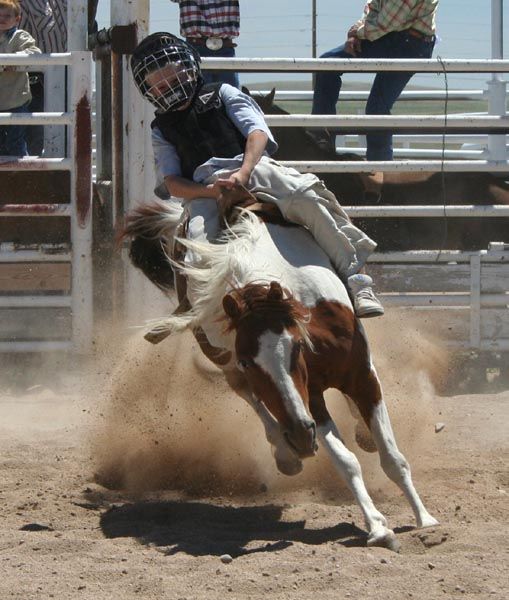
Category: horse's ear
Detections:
[
  {"x1": 223, "y1": 293, "x2": 242, "y2": 321},
  {"x1": 268, "y1": 281, "x2": 283, "y2": 301},
  {"x1": 267, "y1": 88, "x2": 276, "y2": 105},
  {"x1": 241, "y1": 85, "x2": 251, "y2": 97}
]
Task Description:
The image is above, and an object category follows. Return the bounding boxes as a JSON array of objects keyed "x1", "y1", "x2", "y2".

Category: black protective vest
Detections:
[{"x1": 152, "y1": 83, "x2": 246, "y2": 179}]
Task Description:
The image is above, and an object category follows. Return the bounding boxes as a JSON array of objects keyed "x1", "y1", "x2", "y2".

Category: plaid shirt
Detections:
[
  {"x1": 355, "y1": 0, "x2": 438, "y2": 41},
  {"x1": 170, "y1": 0, "x2": 240, "y2": 39}
]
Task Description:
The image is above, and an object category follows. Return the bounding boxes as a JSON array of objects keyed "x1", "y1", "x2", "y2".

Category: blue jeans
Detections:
[
  {"x1": 187, "y1": 43, "x2": 239, "y2": 88},
  {"x1": 0, "y1": 101, "x2": 30, "y2": 157},
  {"x1": 312, "y1": 31, "x2": 435, "y2": 160}
]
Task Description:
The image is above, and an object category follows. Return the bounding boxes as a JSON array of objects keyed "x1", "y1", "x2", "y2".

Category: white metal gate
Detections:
[
  {"x1": 0, "y1": 2, "x2": 92, "y2": 353},
  {"x1": 368, "y1": 244, "x2": 509, "y2": 352}
]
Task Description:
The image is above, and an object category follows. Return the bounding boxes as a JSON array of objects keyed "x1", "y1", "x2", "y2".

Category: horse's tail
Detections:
[
  {"x1": 117, "y1": 198, "x2": 184, "y2": 244},
  {"x1": 117, "y1": 199, "x2": 185, "y2": 292}
]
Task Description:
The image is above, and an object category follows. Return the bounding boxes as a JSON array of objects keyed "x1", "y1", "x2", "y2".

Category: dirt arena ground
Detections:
[{"x1": 0, "y1": 311, "x2": 508, "y2": 600}]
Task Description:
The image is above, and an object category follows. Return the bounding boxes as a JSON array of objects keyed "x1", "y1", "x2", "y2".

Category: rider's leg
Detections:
[
  {"x1": 284, "y1": 195, "x2": 384, "y2": 318},
  {"x1": 248, "y1": 159, "x2": 384, "y2": 317},
  {"x1": 184, "y1": 198, "x2": 222, "y2": 265}
]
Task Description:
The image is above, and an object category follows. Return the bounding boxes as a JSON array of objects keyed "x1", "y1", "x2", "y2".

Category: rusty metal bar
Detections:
[
  {"x1": 0, "y1": 204, "x2": 71, "y2": 216},
  {"x1": 69, "y1": 50, "x2": 93, "y2": 354},
  {"x1": 0, "y1": 158, "x2": 71, "y2": 170}
]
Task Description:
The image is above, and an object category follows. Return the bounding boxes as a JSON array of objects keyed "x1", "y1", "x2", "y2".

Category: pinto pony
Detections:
[{"x1": 123, "y1": 199, "x2": 438, "y2": 551}]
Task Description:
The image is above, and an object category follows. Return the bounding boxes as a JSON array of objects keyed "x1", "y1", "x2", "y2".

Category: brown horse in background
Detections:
[{"x1": 244, "y1": 87, "x2": 509, "y2": 251}]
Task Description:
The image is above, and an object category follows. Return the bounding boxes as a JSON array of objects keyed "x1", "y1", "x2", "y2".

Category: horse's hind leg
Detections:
[
  {"x1": 312, "y1": 396, "x2": 400, "y2": 551},
  {"x1": 350, "y1": 368, "x2": 439, "y2": 529}
]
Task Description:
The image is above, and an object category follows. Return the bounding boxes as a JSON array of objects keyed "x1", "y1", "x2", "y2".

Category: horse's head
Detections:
[
  {"x1": 223, "y1": 281, "x2": 317, "y2": 458},
  {"x1": 242, "y1": 86, "x2": 287, "y2": 115}
]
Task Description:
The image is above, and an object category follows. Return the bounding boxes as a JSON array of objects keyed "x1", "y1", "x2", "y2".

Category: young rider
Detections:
[{"x1": 129, "y1": 32, "x2": 384, "y2": 318}]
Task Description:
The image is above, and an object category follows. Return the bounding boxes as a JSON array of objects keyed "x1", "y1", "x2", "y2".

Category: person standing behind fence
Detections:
[
  {"x1": 19, "y1": 0, "x2": 67, "y2": 155},
  {"x1": 170, "y1": 0, "x2": 240, "y2": 88},
  {"x1": 0, "y1": 0, "x2": 41, "y2": 156},
  {"x1": 20, "y1": 0, "x2": 66, "y2": 54},
  {"x1": 310, "y1": 0, "x2": 439, "y2": 161}
]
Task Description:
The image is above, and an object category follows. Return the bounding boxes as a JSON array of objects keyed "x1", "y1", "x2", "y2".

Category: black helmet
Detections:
[{"x1": 130, "y1": 32, "x2": 202, "y2": 112}]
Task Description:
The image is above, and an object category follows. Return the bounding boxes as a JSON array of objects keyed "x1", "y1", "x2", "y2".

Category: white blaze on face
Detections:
[{"x1": 255, "y1": 330, "x2": 309, "y2": 424}]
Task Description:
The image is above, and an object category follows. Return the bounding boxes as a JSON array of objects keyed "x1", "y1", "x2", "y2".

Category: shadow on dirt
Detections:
[{"x1": 99, "y1": 500, "x2": 367, "y2": 556}]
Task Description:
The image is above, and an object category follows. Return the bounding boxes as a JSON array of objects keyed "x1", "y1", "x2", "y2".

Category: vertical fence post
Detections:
[
  {"x1": 69, "y1": 51, "x2": 93, "y2": 353},
  {"x1": 110, "y1": 0, "x2": 159, "y2": 324},
  {"x1": 469, "y1": 253, "x2": 482, "y2": 350},
  {"x1": 488, "y1": 0, "x2": 507, "y2": 163},
  {"x1": 68, "y1": 0, "x2": 88, "y2": 51}
]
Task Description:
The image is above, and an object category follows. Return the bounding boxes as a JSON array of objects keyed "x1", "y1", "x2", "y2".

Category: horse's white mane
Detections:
[{"x1": 147, "y1": 209, "x2": 271, "y2": 336}]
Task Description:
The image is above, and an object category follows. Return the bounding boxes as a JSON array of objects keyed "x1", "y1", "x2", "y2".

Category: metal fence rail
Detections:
[
  {"x1": 368, "y1": 245, "x2": 509, "y2": 351},
  {"x1": 282, "y1": 160, "x2": 509, "y2": 173},
  {"x1": 253, "y1": 90, "x2": 488, "y2": 102},
  {"x1": 212, "y1": 56, "x2": 508, "y2": 168},
  {"x1": 201, "y1": 57, "x2": 509, "y2": 74}
]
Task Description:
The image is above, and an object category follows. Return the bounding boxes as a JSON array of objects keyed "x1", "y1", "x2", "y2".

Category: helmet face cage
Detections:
[{"x1": 132, "y1": 36, "x2": 202, "y2": 112}]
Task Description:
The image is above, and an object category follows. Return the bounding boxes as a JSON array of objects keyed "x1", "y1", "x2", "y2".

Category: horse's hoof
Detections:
[
  {"x1": 274, "y1": 448, "x2": 303, "y2": 476},
  {"x1": 367, "y1": 529, "x2": 401, "y2": 553},
  {"x1": 417, "y1": 514, "x2": 440, "y2": 528},
  {"x1": 144, "y1": 326, "x2": 171, "y2": 345},
  {"x1": 275, "y1": 457, "x2": 303, "y2": 476}
]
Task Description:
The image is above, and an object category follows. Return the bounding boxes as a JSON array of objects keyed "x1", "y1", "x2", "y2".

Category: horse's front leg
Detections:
[
  {"x1": 224, "y1": 370, "x2": 303, "y2": 476},
  {"x1": 369, "y1": 395, "x2": 439, "y2": 528},
  {"x1": 311, "y1": 395, "x2": 400, "y2": 551},
  {"x1": 348, "y1": 367, "x2": 439, "y2": 529}
]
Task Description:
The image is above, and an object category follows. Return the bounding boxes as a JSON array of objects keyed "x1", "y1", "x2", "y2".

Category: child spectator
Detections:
[
  {"x1": 19, "y1": 0, "x2": 67, "y2": 155},
  {"x1": 0, "y1": 0, "x2": 41, "y2": 156}
]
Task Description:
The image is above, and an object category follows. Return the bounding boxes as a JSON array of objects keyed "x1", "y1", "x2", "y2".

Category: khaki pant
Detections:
[{"x1": 186, "y1": 156, "x2": 376, "y2": 277}]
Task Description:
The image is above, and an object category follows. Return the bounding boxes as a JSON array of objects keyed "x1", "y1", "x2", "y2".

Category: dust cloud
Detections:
[
  {"x1": 90, "y1": 308, "x2": 450, "y2": 500},
  {"x1": 91, "y1": 330, "x2": 275, "y2": 495}
]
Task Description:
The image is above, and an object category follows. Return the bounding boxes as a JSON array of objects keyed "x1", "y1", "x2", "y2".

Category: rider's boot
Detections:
[{"x1": 347, "y1": 273, "x2": 384, "y2": 318}]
